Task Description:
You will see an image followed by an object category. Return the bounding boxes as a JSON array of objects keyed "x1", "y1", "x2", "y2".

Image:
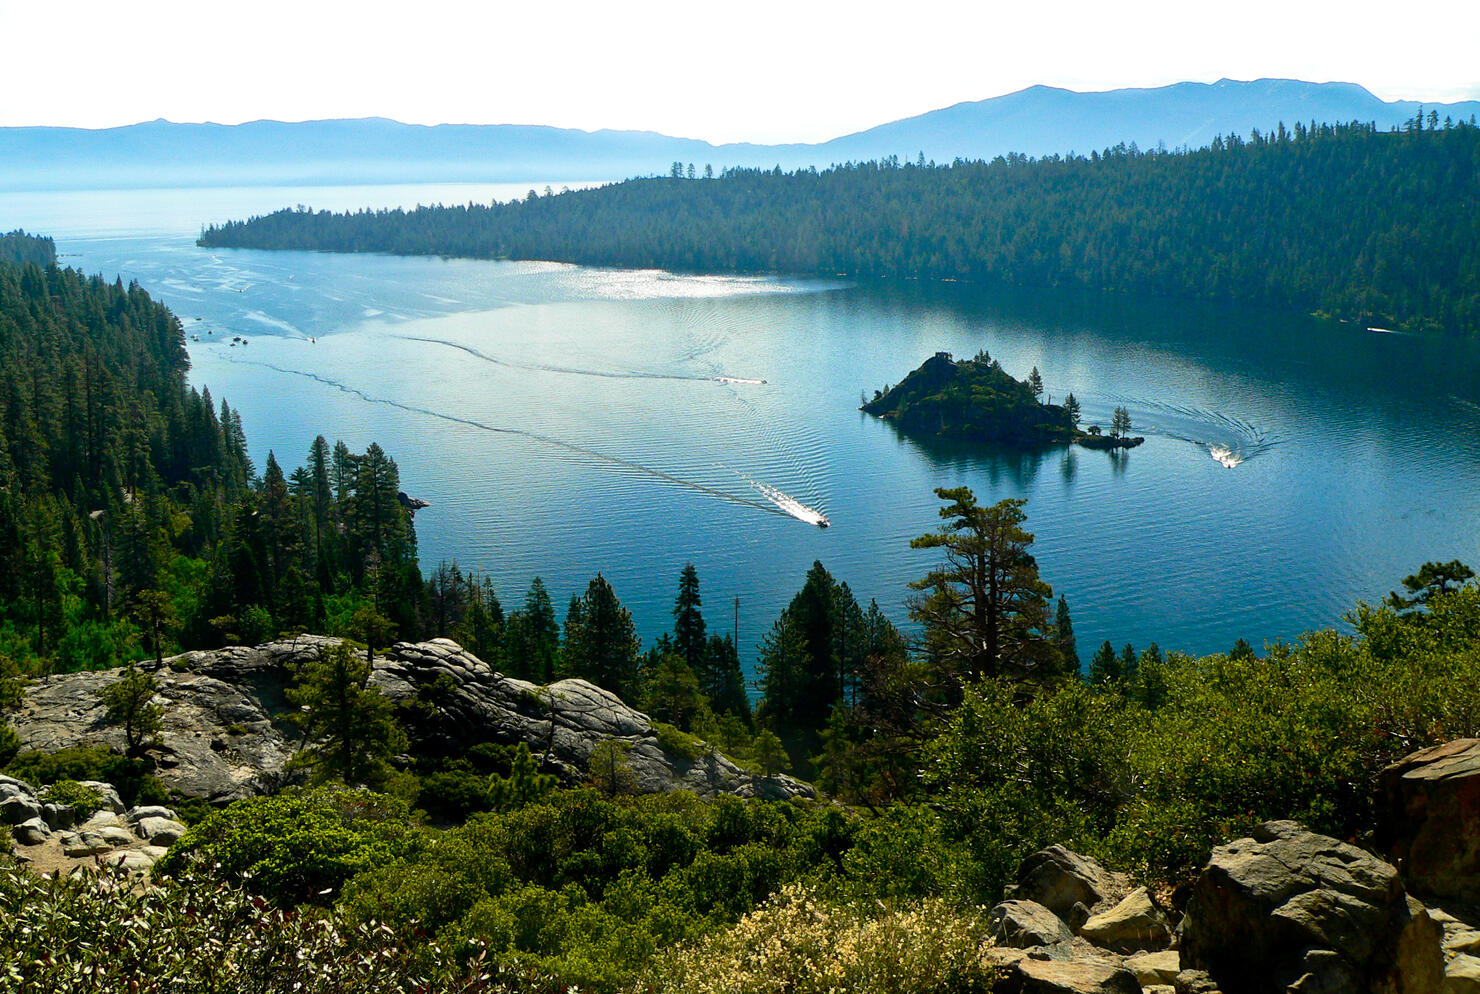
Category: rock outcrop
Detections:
[
  {"x1": 990, "y1": 898, "x2": 1075, "y2": 952},
  {"x1": 1180, "y1": 820, "x2": 1443, "y2": 994},
  {"x1": 1079, "y1": 887, "x2": 1171, "y2": 954},
  {"x1": 997, "y1": 957, "x2": 1143, "y2": 994},
  {"x1": 1, "y1": 774, "x2": 176, "y2": 877},
  {"x1": 1379, "y1": 738, "x2": 1480, "y2": 903},
  {"x1": 10, "y1": 636, "x2": 813, "y2": 805},
  {"x1": 1007, "y1": 844, "x2": 1132, "y2": 921},
  {"x1": 984, "y1": 845, "x2": 1179, "y2": 992}
]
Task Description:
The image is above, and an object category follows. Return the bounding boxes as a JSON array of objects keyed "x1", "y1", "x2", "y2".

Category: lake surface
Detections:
[{"x1": 6, "y1": 183, "x2": 1480, "y2": 670}]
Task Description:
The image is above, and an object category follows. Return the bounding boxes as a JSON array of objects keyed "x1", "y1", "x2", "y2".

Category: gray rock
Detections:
[
  {"x1": 97, "y1": 826, "x2": 136, "y2": 848},
  {"x1": 60, "y1": 830, "x2": 112, "y2": 857},
  {"x1": 990, "y1": 899, "x2": 1074, "y2": 949},
  {"x1": 0, "y1": 774, "x2": 35, "y2": 794},
  {"x1": 1010, "y1": 845, "x2": 1130, "y2": 919},
  {"x1": 125, "y1": 806, "x2": 178, "y2": 824},
  {"x1": 12, "y1": 817, "x2": 50, "y2": 845},
  {"x1": 1379, "y1": 739, "x2": 1480, "y2": 903},
  {"x1": 108, "y1": 850, "x2": 158, "y2": 874},
  {"x1": 1078, "y1": 886, "x2": 1171, "y2": 952},
  {"x1": 1173, "y1": 969, "x2": 1222, "y2": 994},
  {"x1": 1448, "y1": 953, "x2": 1480, "y2": 994},
  {"x1": 1125, "y1": 950, "x2": 1180, "y2": 986},
  {"x1": 134, "y1": 817, "x2": 187, "y2": 845},
  {"x1": 372, "y1": 639, "x2": 814, "y2": 801},
  {"x1": 40, "y1": 802, "x2": 76, "y2": 831},
  {"x1": 999, "y1": 957, "x2": 1142, "y2": 993},
  {"x1": 81, "y1": 811, "x2": 123, "y2": 831},
  {"x1": 10, "y1": 637, "x2": 814, "y2": 805},
  {"x1": 1446, "y1": 926, "x2": 1480, "y2": 956},
  {"x1": 0, "y1": 792, "x2": 40, "y2": 826},
  {"x1": 78, "y1": 781, "x2": 125, "y2": 814},
  {"x1": 1181, "y1": 820, "x2": 1443, "y2": 994},
  {"x1": 1066, "y1": 900, "x2": 1092, "y2": 932}
]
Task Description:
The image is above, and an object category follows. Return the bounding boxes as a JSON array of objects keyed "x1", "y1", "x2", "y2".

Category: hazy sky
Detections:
[{"x1": 6, "y1": 0, "x2": 1478, "y2": 143}]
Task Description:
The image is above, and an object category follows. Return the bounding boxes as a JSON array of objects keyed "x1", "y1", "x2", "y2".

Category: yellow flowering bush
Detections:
[{"x1": 639, "y1": 883, "x2": 999, "y2": 994}]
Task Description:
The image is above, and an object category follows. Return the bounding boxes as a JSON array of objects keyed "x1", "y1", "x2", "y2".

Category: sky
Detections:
[{"x1": 5, "y1": 0, "x2": 1479, "y2": 144}]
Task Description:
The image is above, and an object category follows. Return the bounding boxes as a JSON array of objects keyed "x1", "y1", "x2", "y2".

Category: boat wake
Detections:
[
  {"x1": 742, "y1": 474, "x2": 830, "y2": 527},
  {"x1": 224, "y1": 358, "x2": 811, "y2": 523},
  {"x1": 401, "y1": 336, "x2": 764, "y2": 385},
  {"x1": 1130, "y1": 400, "x2": 1280, "y2": 469}
]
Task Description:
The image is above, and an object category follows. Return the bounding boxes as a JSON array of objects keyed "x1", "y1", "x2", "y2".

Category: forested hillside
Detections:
[
  {"x1": 0, "y1": 230, "x2": 54, "y2": 268},
  {"x1": 0, "y1": 234, "x2": 421, "y2": 672},
  {"x1": 202, "y1": 116, "x2": 1480, "y2": 335}
]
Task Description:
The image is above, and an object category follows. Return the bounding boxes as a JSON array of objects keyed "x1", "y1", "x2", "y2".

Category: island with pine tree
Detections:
[{"x1": 861, "y1": 350, "x2": 1144, "y2": 450}]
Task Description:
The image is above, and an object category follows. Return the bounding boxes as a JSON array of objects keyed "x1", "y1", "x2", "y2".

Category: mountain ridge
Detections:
[{"x1": 5, "y1": 78, "x2": 1478, "y2": 191}]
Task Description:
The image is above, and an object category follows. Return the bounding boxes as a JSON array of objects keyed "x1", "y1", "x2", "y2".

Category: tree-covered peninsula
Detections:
[
  {"x1": 863, "y1": 351, "x2": 1141, "y2": 449},
  {"x1": 201, "y1": 115, "x2": 1480, "y2": 335}
]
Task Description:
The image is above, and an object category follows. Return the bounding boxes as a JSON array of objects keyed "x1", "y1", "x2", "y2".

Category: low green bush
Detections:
[
  {"x1": 640, "y1": 883, "x2": 1000, "y2": 994},
  {"x1": 40, "y1": 780, "x2": 103, "y2": 819},
  {"x1": 339, "y1": 789, "x2": 853, "y2": 992},
  {"x1": 0, "y1": 857, "x2": 563, "y2": 993},
  {"x1": 925, "y1": 584, "x2": 1480, "y2": 890},
  {"x1": 155, "y1": 785, "x2": 420, "y2": 905},
  {"x1": 5, "y1": 746, "x2": 168, "y2": 809},
  {"x1": 653, "y1": 722, "x2": 707, "y2": 762}
]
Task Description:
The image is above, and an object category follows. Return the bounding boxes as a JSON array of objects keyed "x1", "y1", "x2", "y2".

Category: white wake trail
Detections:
[{"x1": 745, "y1": 476, "x2": 830, "y2": 528}]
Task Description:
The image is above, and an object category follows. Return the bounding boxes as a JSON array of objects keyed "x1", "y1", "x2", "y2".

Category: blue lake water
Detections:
[{"x1": 6, "y1": 183, "x2": 1480, "y2": 670}]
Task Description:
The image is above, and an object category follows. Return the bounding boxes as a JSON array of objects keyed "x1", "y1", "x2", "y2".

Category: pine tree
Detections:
[
  {"x1": 1052, "y1": 595, "x2": 1079, "y2": 672},
  {"x1": 1088, "y1": 640, "x2": 1120, "y2": 686},
  {"x1": 672, "y1": 563, "x2": 706, "y2": 674},
  {"x1": 909, "y1": 488, "x2": 1057, "y2": 685},
  {"x1": 1118, "y1": 643, "x2": 1139, "y2": 687},
  {"x1": 1064, "y1": 393, "x2": 1082, "y2": 429},
  {"x1": 506, "y1": 577, "x2": 559, "y2": 682},
  {"x1": 286, "y1": 642, "x2": 407, "y2": 787},
  {"x1": 131, "y1": 589, "x2": 177, "y2": 666},
  {"x1": 588, "y1": 739, "x2": 636, "y2": 796},
  {"x1": 703, "y1": 633, "x2": 751, "y2": 723},
  {"x1": 98, "y1": 660, "x2": 164, "y2": 757},
  {"x1": 562, "y1": 573, "x2": 641, "y2": 699}
]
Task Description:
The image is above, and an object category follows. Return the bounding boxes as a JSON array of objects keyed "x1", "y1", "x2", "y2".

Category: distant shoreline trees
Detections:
[{"x1": 201, "y1": 115, "x2": 1480, "y2": 336}]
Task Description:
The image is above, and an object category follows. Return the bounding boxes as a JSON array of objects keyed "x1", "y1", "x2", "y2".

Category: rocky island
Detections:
[{"x1": 862, "y1": 350, "x2": 1144, "y2": 450}]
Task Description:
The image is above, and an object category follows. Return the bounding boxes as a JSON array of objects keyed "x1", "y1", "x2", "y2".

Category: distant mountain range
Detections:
[{"x1": 4, "y1": 78, "x2": 1478, "y2": 191}]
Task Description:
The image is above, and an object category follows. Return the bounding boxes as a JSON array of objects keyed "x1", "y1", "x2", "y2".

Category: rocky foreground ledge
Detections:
[{"x1": 10, "y1": 636, "x2": 813, "y2": 805}]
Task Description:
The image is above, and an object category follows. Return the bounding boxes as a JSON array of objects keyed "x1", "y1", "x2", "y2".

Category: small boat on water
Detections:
[{"x1": 816, "y1": 516, "x2": 830, "y2": 529}]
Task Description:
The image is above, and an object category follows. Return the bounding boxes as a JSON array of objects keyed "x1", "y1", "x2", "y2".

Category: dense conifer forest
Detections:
[
  {"x1": 0, "y1": 231, "x2": 423, "y2": 671},
  {"x1": 201, "y1": 116, "x2": 1480, "y2": 335}
]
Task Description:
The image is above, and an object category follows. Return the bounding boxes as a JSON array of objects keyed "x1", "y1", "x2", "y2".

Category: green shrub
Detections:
[
  {"x1": 5, "y1": 746, "x2": 167, "y2": 809},
  {"x1": 653, "y1": 722, "x2": 706, "y2": 762},
  {"x1": 0, "y1": 857, "x2": 564, "y2": 993},
  {"x1": 419, "y1": 768, "x2": 496, "y2": 822},
  {"x1": 839, "y1": 805, "x2": 960, "y2": 902},
  {"x1": 0, "y1": 724, "x2": 18, "y2": 769},
  {"x1": 642, "y1": 883, "x2": 1000, "y2": 994},
  {"x1": 340, "y1": 789, "x2": 848, "y2": 993},
  {"x1": 925, "y1": 584, "x2": 1480, "y2": 890},
  {"x1": 40, "y1": 780, "x2": 103, "y2": 819},
  {"x1": 155, "y1": 785, "x2": 419, "y2": 905}
]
